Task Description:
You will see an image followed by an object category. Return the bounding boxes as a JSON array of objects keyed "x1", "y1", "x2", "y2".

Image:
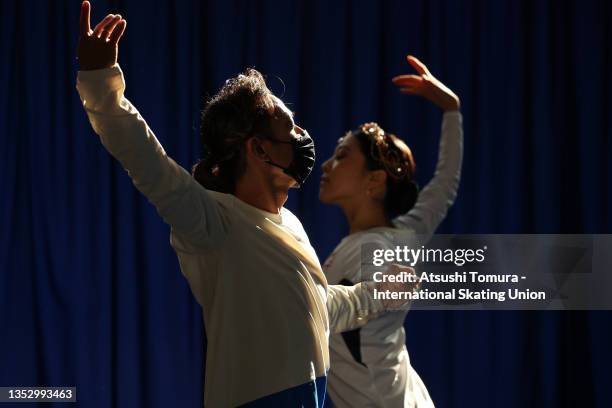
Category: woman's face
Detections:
[{"x1": 319, "y1": 133, "x2": 370, "y2": 205}]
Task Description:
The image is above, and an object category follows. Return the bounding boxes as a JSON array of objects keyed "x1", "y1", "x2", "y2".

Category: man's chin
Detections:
[{"x1": 271, "y1": 174, "x2": 297, "y2": 191}]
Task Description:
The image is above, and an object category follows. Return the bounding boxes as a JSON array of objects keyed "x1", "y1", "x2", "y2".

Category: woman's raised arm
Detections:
[{"x1": 391, "y1": 56, "x2": 464, "y2": 238}]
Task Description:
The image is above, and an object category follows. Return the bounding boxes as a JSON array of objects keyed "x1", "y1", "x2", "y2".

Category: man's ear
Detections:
[{"x1": 246, "y1": 137, "x2": 268, "y2": 162}]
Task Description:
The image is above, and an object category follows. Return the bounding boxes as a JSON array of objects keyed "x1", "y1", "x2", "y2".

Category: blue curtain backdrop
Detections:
[{"x1": 1, "y1": 0, "x2": 611, "y2": 407}]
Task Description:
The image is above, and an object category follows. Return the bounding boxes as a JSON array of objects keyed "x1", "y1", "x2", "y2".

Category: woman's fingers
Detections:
[
  {"x1": 400, "y1": 87, "x2": 418, "y2": 94},
  {"x1": 392, "y1": 74, "x2": 422, "y2": 85},
  {"x1": 392, "y1": 74, "x2": 420, "y2": 81},
  {"x1": 406, "y1": 55, "x2": 430, "y2": 76},
  {"x1": 109, "y1": 20, "x2": 127, "y2": 45},
  {"x1": 79, "y1": 1, "x2": 91, "y2": 36},
  {"x1": 93, "y1": 14, "x2": 116, "y2": 38},
  {"x1": 102, "y1": 15, "x2": 123, "y2": 41},
  {"x1": 392, "y1": 76, "x2": 423, "y2": 94}
]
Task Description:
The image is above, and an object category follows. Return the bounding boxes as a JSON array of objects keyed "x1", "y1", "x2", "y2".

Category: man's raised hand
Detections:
[{"x1": 77, "y1": 1, "x2": 127, "y2": 70}]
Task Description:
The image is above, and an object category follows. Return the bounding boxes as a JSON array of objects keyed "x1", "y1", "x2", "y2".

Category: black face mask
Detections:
[{"x1": 262, "y1": 130, "x2": 316, "y2": 187}]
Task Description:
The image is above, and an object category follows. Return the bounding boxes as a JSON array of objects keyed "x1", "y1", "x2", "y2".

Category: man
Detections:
[{"x1": 76, "y1": 2, "x2": 415, "y2": 406}]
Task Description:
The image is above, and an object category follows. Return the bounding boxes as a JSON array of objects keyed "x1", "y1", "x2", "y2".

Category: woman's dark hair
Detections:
[
  {"x1": 192, "y1": 68, "x2": 276, "y2": 193},
  {"x1": 352, "y1": 122, "x2": 419, "y2": 220}
]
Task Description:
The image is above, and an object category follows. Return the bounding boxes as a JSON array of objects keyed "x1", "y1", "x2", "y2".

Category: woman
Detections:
[
  {"x1": 75, "y1": 2, "x2": 416, "y2": 406},
  {"x1": 319, "y1": 55, "x2": 463, "y2": 407}
]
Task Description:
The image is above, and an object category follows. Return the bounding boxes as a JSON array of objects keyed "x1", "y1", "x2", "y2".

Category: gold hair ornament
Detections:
[{"x1": 361, "y1": 122, "x2": 409, "y2": 180}]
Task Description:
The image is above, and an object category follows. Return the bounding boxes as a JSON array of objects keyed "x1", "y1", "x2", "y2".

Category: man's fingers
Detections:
[
  {"x1": 79, "y1": 1, "x2": 91, "y2": 36},
  {"x1": 98, "y1": 15, "x2": 120, "y2": 39},
  {"x1": 93, "y1": 14, "x2": 116, "y2": 37},
  {"x1": 406, "y1": 55, "x2": 430, "y2": 76},
  {"x1": 102, "y1": 15, "x2": 123, "y2": 40},
  {"x1": 109, "y1": 20, "x2": 127, "y2": 45}
]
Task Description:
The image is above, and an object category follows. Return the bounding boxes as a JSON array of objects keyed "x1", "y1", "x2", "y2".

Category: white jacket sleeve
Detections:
[
  {"x1": 393, "y1": 111, "x2": 463, "y2": 239},
  {"x1": 327, "y1": 282, "x2": 385, "y2": 334},
  {"x1": 76, "y1": 64, "x2": 226, "y2": 249}
]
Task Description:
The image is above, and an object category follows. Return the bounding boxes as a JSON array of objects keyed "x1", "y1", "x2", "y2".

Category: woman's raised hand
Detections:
[
  {"x1": 77, "y1": 1, "x2": 127, "y2": 70},
  {"x1": 392, "y1": 55, "x2": 460, "y2": 112}
]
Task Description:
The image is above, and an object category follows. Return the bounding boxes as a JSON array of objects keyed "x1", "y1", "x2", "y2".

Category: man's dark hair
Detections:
[{"x1": 192, "y1": 68, "x2": 275, "y2": 193}]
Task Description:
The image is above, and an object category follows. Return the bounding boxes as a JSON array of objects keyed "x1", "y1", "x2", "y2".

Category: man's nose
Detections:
[{"x1": 294, "y1": 124, "x2": 305, "y2": 136}]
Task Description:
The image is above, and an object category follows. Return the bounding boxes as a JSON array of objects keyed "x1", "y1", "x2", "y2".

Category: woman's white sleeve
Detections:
[
  {"x1": 393, "y1": 111, "x2": 464, "y2": 238},
  {"x1": 76, "y1": 64, "x2": 226, "y2": 249},
  {"x1": 327, "y1": 282, "x2": 385, "y2": 334}
]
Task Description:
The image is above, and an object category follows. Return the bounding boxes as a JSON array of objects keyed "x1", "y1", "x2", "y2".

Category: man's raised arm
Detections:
[{"x1": 75, "y1": 1, "x2": 226, "y2": 249}]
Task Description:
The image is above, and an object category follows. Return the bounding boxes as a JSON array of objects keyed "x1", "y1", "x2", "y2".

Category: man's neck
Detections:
[{"x1": 234, "y1": 177, "x2": 288, "y2": 214}]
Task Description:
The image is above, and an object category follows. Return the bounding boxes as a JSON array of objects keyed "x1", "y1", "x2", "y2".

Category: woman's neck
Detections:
[{"x1": 341, "y1": 200, "x2": 392, "y2": 234}]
